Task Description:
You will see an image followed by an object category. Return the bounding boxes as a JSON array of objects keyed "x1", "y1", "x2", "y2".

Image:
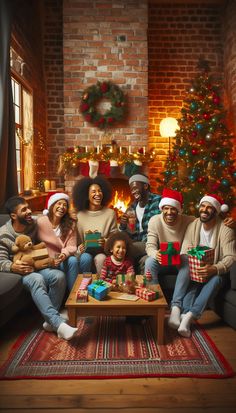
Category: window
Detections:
[{"x1": 11, "y1": 76, "x2": 34, "y2": 193}]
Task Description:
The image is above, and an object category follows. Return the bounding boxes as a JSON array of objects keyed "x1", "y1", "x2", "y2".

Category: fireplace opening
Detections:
[{"x1": 108, "y1": 177, "x2": 131, "y2": 218}]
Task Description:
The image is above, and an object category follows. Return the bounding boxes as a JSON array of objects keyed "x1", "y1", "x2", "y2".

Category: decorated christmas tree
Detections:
[{"x1": 157, "y1": 60, "x2": 236, "y2": 216}]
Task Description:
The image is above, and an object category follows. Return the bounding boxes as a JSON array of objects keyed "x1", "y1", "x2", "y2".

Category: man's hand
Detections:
[
  {"x1": 156, "y1": 249, "x2": 162, "y2": 264},
  {"x1": 223, "y1": 217, "x2": 236, "y2": 230},
  {"x1": 11, "y1": 259, "x2": 33, "y2": 275},
  {"x1": 98, "y1": 237, "x2": 105, "y2": 249},
  {"x1": 196, "y1": 264, "x2": 217, "y2": 278},
  {"x1": 120, "y1": 213, "x2": 128, "y2": 227}
]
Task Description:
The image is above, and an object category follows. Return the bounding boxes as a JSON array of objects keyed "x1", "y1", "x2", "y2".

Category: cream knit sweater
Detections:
[{"x1": 146, "y1": 213, "x2": 195, "y2": 259}]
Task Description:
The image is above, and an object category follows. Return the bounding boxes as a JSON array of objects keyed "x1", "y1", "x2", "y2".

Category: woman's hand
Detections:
[
  {"x1": 98, "y1": 237, "x2": 105, "y2": 249},
  {"x1": 54, "y1": 253, "x2": 66, "y2": 266},
  {"x1": 78, "y1": 243, "x2": 86, "y2": 254}
]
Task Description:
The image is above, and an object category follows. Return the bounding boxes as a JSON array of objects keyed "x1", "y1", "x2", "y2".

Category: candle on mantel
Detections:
[
  {"x1": 85, "y1": 146, "x2": 88, "y2": 153},
  {"x1": 97, "y1": 145, "x2": 100, "y2": 153},
  {"x1": 119, "y1": 146, "x2": 122, "y2": 154},
  {"x1": 143, "y1": 146, "x2": 146, "y2": 155},
  {"x1": 44, "y1": 179, "x2": 50, "y2": 192},
  {"x1": 128, "y1": 146, "x2": 132, "y2": 154}
]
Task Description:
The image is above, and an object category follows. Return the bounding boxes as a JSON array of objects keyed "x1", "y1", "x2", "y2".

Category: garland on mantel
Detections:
[
  {"x1": 58, "y1": 141, "x2": 157, "y2": 176},
  {"x1": 80, "y1": 81, "x2": 127, "y2": 129}
]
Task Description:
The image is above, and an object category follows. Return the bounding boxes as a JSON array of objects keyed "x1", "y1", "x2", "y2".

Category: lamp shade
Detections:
[{"x1": 159, "y1": 117, "x2": 179, "y2": 137}]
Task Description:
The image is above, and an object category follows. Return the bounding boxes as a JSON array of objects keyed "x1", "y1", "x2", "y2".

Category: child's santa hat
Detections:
[
  {"x1": 43, "y1": 192, "x2": 70, "y2": 215},
  {"x1": 199, "y1": 194, "x2": 229, "y2": 214},
  {"x1": 159, "y1": 188, "x2": 183, "y2": 213}
]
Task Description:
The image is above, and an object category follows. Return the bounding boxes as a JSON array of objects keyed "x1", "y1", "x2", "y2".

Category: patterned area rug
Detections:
[{"x1": 0, "y1": 316, "x2": 234, "y2": 379}]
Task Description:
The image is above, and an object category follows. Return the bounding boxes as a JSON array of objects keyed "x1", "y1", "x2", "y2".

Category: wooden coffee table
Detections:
[{"x1": 65, "y1": 275, "x2": 168, "y2": 345}]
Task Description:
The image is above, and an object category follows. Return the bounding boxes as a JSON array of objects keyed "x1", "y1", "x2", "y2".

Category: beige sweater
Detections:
[
  {"x1": 146, "y1": 213, "x2": 195, "y2": 259},
  {"x1": 181, "y1": 217, "x2": 236, "y2": 275}
]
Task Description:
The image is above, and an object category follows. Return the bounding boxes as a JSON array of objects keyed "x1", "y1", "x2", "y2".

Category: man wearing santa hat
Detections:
[{"x1": 169, "y1": 193, "x2": 236, "y2": 338}]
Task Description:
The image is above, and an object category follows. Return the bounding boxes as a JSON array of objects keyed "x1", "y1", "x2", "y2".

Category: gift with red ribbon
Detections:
[
  {"x1": 135, "y1": 287, "x2": 159, "y2": 302},
  {"x1": 160, "y1": 242, "x2": 180, "y2": 266},
  {"x1": 187, "y1": 245, "x2": 215, "y2": 283}
]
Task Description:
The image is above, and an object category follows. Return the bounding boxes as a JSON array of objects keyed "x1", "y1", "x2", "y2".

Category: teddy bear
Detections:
[{"x1": 12, "y1": 234, "x2": 54, "y2": 270}]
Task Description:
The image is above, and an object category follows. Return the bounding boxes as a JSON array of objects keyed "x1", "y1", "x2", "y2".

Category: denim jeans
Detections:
[
  {"x1": 181, "y1": 274, "x2": 222, "y2": 319},
  {"x1": 22, "y1": 267, "x2": 66, "y2": 330},
  {"x1": 171, "y1": 255, "x2": 192, "y2": 309},
  {"x1": 60, "y1": 254, "x2": 92, "y2": 291},
  {"x1": 144, "y1": 255, "x2": 177, "y2": 284}
]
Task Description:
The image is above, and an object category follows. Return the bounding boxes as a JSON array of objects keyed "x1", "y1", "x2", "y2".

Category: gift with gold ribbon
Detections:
[
  {"x1": 187, "y1": 245, "x2": 215, "y2": 283},
  {"x1": 160, "y1": 242, "x2": 180, "y2": 266}
]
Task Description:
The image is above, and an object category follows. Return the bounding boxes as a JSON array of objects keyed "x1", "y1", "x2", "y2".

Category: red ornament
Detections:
[
  {"x1": 98, "y1": 117, "x2": 105, "y2": 124},
  {"x1": 192, "y1": 131, "x2": 197, "y2": 138},
  {"x1": 138, "y1": 148, "x2": 144, "y2": 154},
  {"x1": 100, "y1": 82, "x2": 108, "y2": 93},
  {"x1": 85, "y1": 114, "x2": 92, "y2": 122},
  {"x1": 80, "y1": 103, "x2": 90, "y2": 112},
  {"x1": 213, "y1": 96, "x2": 220, "y2": 105},
  {"x1": 203, "y1": 113, "x2": 210, "y2": 120},
  {"x1": 198, "y1": 139, "x2": 205, "y2": 145},
  {"x1": 211, "y1": 182, "x2": 220, "y2": 191},
  {"x1": 197, "y1": 176, "x2": 207, "y2": 184},
  {"x1": 107, "y1": 117, "x2": 114, "y2": 124},
  {"x1": 211, "y1": 151, "x2": 218, "y2": 159},
  {"x1": 191, "y1": 148, "x2": 199, "y2": 155}
]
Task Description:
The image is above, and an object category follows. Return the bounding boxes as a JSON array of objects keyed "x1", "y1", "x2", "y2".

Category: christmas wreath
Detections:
[{"x1": 80, "y1": 81, "x2": 127, "y2": 129}]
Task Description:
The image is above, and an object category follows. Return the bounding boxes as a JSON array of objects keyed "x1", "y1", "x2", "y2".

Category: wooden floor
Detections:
[{"x1": 0, "y1": 309, "x2": 235, "y2": 413}]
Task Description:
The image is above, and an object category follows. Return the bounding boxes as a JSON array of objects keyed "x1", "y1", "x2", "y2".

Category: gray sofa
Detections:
[{"x1": 0, "y1": 214, "x2": 32, "y2": 328}]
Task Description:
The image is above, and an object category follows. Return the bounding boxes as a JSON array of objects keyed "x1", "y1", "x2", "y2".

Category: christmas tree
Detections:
[{"x1": 157, "y1": 60, "x2": 236, "y2": 216}]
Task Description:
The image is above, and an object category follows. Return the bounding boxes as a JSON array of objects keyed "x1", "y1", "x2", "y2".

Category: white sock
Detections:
[
  {"x1": 43, "y1": 321, "x2": 54, "y2": 332},
  {"x1": 178, "y1": 311, "x2": 193, "y2": 338},
  {"x1": 168, "y1": 306, "x2": 181, "y2": 329},
  {"x1": 57, "y1": 322, "x2": 78, "y2": 341}
]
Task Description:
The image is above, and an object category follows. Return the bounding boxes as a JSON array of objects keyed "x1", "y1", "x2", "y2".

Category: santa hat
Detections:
[
  {"x1": 199, "y1": 194, "x2": 229, "y2": 214},
  {"x1": 43, "y1": 192, "x2": 70, "y2": 215},
  {"x1": 159, "y1": 188, "x2": 183, "y2": 213}
]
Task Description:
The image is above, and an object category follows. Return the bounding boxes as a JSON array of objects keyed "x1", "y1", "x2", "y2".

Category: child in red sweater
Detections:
[{"x1": 100, "y1": 231, "x2": 135, "y2": 283}]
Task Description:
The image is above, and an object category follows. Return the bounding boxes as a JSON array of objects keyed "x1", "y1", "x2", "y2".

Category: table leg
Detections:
[
  {"x1": 157, "y1": 308, "x2": 165, "y2": 345},
  {"x1": 67, "y1": 308, "x2": 77, "y2": 327}
]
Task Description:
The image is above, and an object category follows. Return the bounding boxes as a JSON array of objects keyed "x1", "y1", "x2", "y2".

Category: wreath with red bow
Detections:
[{"x1": 80, "y1": 81, "x2": 127, "y2": 129}]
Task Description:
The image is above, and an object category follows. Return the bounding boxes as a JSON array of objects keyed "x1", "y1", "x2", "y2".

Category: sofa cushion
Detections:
[
  {"x1": 0, "y1": 273, "x2": 24, "y2": 311},
  {"x1": 0, "y1": 214, "x2": 9, "y2": 227},
  {"x1": 230, "y1": 262, "x2": 236, "y2": 290}
]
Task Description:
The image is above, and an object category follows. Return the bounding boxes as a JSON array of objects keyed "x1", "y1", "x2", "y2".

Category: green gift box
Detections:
[{"x1": 85, "y1": 231, "x2": 101, "y2": 252}]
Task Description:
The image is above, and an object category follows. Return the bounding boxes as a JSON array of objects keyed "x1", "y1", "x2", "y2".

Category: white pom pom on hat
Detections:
[
  {"x1": 199, "y1": 194, "x2": 229, "y2": 214},
  {"x1": 43, "y1": 192, "x2": 70, "y2": 215}
]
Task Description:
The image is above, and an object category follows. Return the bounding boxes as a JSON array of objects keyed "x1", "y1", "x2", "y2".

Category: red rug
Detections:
[{"x1": 0, "y1": 316, "x2": 234, "y2": 379}]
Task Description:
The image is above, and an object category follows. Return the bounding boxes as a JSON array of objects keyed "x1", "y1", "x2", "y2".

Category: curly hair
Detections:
[
  {"x1": 104, "y1": 231, "x2": 133, "y2": 257},
  {"x1": 72, "y1": 176, "x2": 113, "y2": 211},
  {"x1": 48, "y1": 202, "x2": 76, "y2": 241}
]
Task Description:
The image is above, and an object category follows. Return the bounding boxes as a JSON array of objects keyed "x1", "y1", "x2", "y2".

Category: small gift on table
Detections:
[
  {"x1": 76, "y1": 290, "x2": 88, "y2": 303},
  {"x1": 135, "y1": 274, "x2": 147, "y2": 288},
  {"x1": 116, "y1": 273, "x2": 135, "y2": 285},
  {"x1": 87, "y1": 280, "x2": 109, "y2": 300},
  {"x1": 187, "y1": 245, "x2": 215, "y2": 283},
  {"x1": 160, "y1": 242, "x2": 180, "y2": 266},
  {"x1": 84, "y1": 230, "x2": 101, "y2": 253},
  {"x1": 135, "y1": 287, "x2": 159, "y2": 302},
  {"x1": 78, "y1": 273, "x2": 93, "y2": 290}
]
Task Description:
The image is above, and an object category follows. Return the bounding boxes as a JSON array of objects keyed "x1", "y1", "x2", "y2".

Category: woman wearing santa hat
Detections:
[{"x1": 37, "y1": 192, "x2": 92, "y2": 291}]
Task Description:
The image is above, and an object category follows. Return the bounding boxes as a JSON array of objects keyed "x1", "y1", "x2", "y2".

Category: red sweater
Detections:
[{"x1": 100, "y1": 255, "x2": 135, "y2": 282}]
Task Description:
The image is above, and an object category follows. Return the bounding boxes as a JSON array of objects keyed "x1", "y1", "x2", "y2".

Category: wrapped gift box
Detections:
[
  {"x1": 85, "y1": 231, "x2": 101, "y2": 250},
  {"x1": 116, "y1": 273, "x2": 135, "y2": 285},
  {"x1": 31, "y1": 248, "x2": 49, "y2": 260},
  {"x1": 135, "y1": 287, "x2": 159, "y2": 302},
  {"x1": 187, "y1": 246, "x2": 215, "y2": 283},
  {"x1": 135, "y1": 274, "x2": 147, "y2": 288},
  {"x1": 160, "y1": 242, "x2": 180, "y2": 266},
  {"x1": 76, "y1": 290, "x2": 88, "y2": 302},
  {"x1": 87, "y1": 280, "x2": 109, "y2": 300},
  {"x1": 79, "y1": 275, "x2": 92, "y2": 290}
]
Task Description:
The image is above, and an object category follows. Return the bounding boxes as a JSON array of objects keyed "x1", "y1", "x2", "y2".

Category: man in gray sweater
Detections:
[
  {"x1": 169, "y1": 194, "x2": 236, "y2": 338},
  {"x1": 0, "y1": 196, "x2": 78, "y2": 340}
]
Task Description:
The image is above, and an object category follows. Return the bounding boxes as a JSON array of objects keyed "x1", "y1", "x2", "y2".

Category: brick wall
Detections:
[
  {"x1": 63, "y1": 0, "x2": 148, "y2": 194},
  {"x1": 148, "y1": 1, "x2": 224, "y2": 191},
  {"x1": 44, "y1": 0, "x2": 64, "y2": 187}
]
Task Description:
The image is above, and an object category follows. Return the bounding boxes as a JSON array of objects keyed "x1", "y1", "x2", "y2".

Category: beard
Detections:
[
  {"x1": 18, "y1": 215, "x2": 33, "y2": 226},
  {"x1": 200, "y1": 209, "x2": 217, "y2": 223}
]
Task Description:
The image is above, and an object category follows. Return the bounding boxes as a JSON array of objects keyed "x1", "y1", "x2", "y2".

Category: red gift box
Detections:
[
  {"x1": 76, "y1": 290, "x2": 88, "y2": 302},
  {"x1": 160, "y1": 242, "x2": 180, "y2": 266},
  {"x1": 187, "y1": 246, "x2": 215, "y2": 283},
  {"x1": 135, "y1": 288, "x2": 159, "y2": 302}
]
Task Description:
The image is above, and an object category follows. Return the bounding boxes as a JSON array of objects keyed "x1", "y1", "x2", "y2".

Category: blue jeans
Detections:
[
  {"x1": 22, "y1": 267, "x2": 66, "y2": 330},
  {"x1": 144, "y1": 255, "x2": 177, "y2": 284},
  {"x1": 181, "y1": 275, "x2": 222, "y2": 319},
  {"x1": 59, "y1": 254, "x2": 92, "y2": 291},
  {"x1": 171, "y1": 255, "x2": 192, "y2": 309}
]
